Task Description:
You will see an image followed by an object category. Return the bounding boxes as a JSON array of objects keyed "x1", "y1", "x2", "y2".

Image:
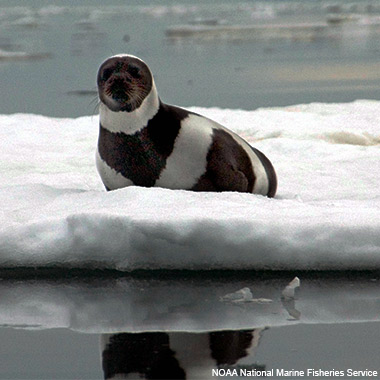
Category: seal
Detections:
[{"x1": 96, "y1": 54, "x2": 277, "y2": 196}]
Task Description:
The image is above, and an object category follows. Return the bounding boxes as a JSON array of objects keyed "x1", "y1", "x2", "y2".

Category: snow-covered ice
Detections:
[{"x1": 1, "y1": 100, "x2": 379, "y2": 270}]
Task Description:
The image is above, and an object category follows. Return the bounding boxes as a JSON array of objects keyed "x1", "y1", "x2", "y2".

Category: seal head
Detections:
[{"x1": 97, "y1": 55, "x2": 153, "y2": 113}]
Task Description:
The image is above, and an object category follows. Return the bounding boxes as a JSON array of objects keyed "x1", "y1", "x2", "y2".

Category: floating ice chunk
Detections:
[
  {"x1": 0, "y1": 49, "x2": 51, "y2": 61},
  {"x1": 250, "y1": 298, "x2": 273, "y2": 304},
  {"x1": 189, "y1": 18, "x2": 222, "y2": 26},
  {"x1": 166, "y1": 23, "x2": 328, "y2": 42},
  {"x1": 221, "y1": 287, "x2": 272, "y2": 304},
  {"x1": 38, "y1": 5, "x2": 67, "y2": 17},
  {"x1": 221, "y1": 287, "x2": 253, "y2": 302},
  {"x1": 281, "y1": 277, "x2": 300, "y2": 300}
]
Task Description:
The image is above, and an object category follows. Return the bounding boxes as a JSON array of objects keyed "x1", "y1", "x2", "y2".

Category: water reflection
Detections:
[
  {"x1": 0, "y1": 271, "x2": 379, "y2": 379},
  {"x1": 0, "y1": 270, "x2": 309, "y2": 333},
  {"x1": 101, "y1": 329, "x2": 266, "y2": 379},
  {"x1": 98, "y1": 276, "x2": 300, "y2": 379}
]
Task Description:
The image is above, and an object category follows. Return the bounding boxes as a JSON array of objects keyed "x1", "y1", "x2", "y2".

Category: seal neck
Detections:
[{"x1": 99, "y1": 82, "x2": 160, "y2": 134}]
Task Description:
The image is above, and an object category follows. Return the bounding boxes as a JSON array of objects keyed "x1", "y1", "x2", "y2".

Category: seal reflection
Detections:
[{"x1": 101, "y1": 329, "x2": 267, "y2": 379}]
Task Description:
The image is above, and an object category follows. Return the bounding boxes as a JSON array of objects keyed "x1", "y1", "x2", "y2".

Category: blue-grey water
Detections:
[
  {"x1": 1, "y1": 321, "x2": 379, "y2": 379},
  {"x1": 1, "y1": 0, "x2": 380, "y2": 117},
  {"x1": 1, "y1": 1, "x2": 380, "y2": 379},
  {"x1": 0, "y1": 271, "x2": 379, "y2": 380}
]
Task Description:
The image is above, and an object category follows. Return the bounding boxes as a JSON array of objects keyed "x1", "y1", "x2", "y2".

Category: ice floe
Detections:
[{"x1": 0, "y1": 100, "x2": 379, "y2": 270}]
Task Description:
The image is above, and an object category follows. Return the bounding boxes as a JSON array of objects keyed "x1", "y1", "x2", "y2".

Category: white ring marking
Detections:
[
  {"x1": 99, "y1": 82, "x2": 160, "y2": 135},
  {"x1": 155, "y1": 114, "x2": 213, "y2": 190}
]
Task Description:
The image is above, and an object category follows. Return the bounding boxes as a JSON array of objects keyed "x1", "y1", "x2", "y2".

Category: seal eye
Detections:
[
  {"x1": 102, "y1": 68, "x2": 114, "y2": 82},
  {"x1": 129, "y1": 65, "x2": 140, "y2": 79}
]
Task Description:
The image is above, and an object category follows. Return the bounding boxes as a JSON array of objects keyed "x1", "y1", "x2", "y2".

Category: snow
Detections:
[{"x1": 1, "y1": 100, "x2": 379, "y2": 270}]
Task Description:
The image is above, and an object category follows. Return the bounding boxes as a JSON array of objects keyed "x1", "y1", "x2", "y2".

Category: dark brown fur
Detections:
[{"x1": 192, "y1": 129, "x2": 255, "y2": 192}]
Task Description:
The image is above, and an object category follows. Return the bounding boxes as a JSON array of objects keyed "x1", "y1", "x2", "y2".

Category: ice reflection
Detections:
[{"x1": 0, "y1": 271, "x2": 379, "y2": 332}]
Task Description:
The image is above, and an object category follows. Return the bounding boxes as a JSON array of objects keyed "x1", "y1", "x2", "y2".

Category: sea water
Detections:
[
  {"x1": 0, "y1": 272, "x2": 379, "y2": 379},
  {"x1": 1, "y1": 0, "x2": 380, "y2": 117}
]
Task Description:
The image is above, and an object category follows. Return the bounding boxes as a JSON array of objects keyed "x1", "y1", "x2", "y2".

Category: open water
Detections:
[
  {"x1": 0, "y1": 270, "x2": 379, "y2": 379},
  {"x1": 1, "y1": 0, "x2": 380, "y2": 117}
]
